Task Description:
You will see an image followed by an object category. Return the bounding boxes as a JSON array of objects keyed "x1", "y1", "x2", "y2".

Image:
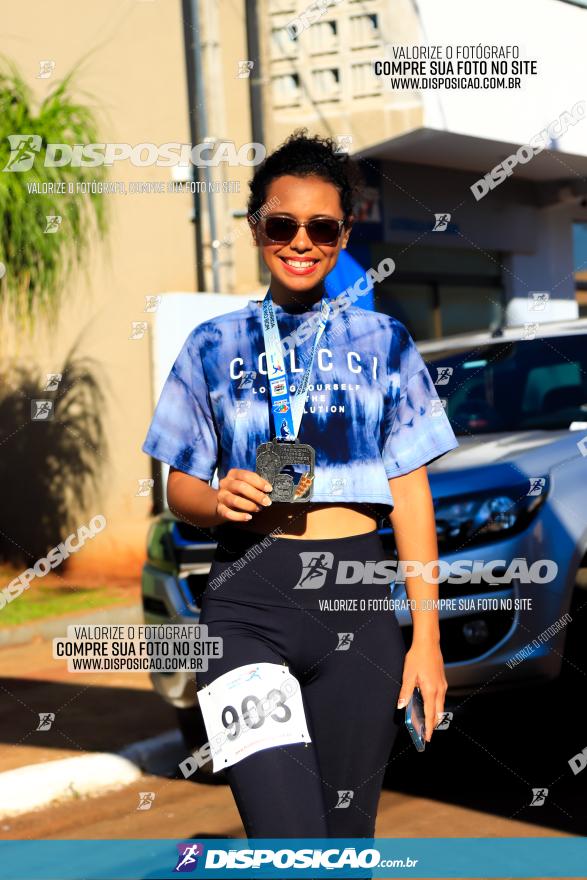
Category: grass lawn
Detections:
[{"x1": 0, "y1": 575, "x2": 138, "y2": 628}]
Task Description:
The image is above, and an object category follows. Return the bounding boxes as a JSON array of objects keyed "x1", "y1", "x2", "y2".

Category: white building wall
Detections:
[
  {"x1": 416, "y1": 0, "x2": 587, "y2": 156},
  {"x1": 414, "y1": 0, "x2": 587, "y2": 324},
  {"x1": 504, "y1": 203, "x2": 580, "y2": 323}
]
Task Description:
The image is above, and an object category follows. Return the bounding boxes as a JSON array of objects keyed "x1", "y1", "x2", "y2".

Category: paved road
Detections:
[
  {"x1": 1, "y1": 618, "x2": 584, "y2": 880},
  {"x1": 1, "y1": 768, "x2": 571, "y2": 841},
  {"x1": 0, "y1": 636, "x2": 177, "y2": 774}
]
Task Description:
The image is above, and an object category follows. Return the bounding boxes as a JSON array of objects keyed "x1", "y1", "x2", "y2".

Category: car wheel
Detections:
[{"x1": 176, "y1": 705, "x2": 228, "y2": 785}]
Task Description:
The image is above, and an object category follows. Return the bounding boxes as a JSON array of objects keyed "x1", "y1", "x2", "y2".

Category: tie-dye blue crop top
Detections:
[{"x1": 142, "y1": 298, "x2": 459, "y2": 512}]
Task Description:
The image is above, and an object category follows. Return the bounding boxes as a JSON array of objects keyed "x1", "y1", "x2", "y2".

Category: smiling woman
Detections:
[
  {"x1": 142, "y1": 129, "x2": 458, "y2": 842},
  {"x1": 253, "y1": 177, "x2": 349, "y2": 288},
  {"x1": 247, "y1": 143, "x2": 358, "y2": 299}
]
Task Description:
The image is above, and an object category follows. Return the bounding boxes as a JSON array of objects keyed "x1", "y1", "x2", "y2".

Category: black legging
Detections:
[{"x1": 198, "y1": 526, "x2": 406, "y2": 839}]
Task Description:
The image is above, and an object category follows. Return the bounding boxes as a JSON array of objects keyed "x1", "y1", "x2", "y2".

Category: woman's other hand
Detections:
[{"x1": 396, "y1": 640, "x2": 448, "y2": 742}]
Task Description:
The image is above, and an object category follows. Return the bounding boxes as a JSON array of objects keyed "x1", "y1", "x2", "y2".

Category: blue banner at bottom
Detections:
[{"x1": 0, "y1": 838, "x2": 585, "y2": 880}]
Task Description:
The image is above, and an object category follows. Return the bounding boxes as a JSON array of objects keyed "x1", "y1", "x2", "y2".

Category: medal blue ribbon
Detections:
[{"x1": 261, "y1": 290, "x2": 330, "y2": 442}]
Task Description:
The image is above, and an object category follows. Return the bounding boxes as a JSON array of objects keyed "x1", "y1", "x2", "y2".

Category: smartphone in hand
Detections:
[{"x1": 405, "y1": 686, "x2": 426, "y2": 752}]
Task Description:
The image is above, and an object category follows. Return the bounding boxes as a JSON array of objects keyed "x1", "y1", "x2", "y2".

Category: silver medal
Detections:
[{"x1": 255, "y1": 439, "x2": 315, "y2": 502}]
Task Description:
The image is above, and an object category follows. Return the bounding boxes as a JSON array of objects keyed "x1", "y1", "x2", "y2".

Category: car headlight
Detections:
[
  {"x1": 146, "y1": 518, "x2": 175, "y2": 570},
  {"x1": 435, "y1": 479, "x2": 549, "y2": 552}
]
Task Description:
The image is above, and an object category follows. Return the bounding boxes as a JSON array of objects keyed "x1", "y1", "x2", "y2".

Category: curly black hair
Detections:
[{"x1": 247, "y1": 129, "x2": 364, "y2": 224}]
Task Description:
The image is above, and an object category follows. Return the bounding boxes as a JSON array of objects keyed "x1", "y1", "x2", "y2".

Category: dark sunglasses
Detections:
[{"x1": 260, "y1": 214, "x2": 345, "y2": 246}]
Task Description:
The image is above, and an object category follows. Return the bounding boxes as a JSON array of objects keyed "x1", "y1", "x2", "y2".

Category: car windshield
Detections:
[{"x1": 425, "y1": 335, "x2": 587, "y2": 435}]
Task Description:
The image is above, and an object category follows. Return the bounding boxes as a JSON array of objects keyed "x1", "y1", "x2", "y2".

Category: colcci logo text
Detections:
[{"x1": 230, "y1": 349, "x2": 379, "y2": 380}]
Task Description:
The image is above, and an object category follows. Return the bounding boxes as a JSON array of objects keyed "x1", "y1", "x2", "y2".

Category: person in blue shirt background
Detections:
[{"x1": 143, "y1": 130, "x2": 458, "y2": 840}]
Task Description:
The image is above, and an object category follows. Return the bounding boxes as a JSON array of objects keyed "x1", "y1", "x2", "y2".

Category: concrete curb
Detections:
[
  {"x1": 0, "y1": 729, "x2": 186, "y2": 819},
  {"x1": 0, "y1": 604, "x2": 143, "y2": 648}
]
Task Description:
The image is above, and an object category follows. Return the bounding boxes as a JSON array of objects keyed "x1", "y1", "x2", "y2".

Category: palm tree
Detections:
[
  {"x1": 0, "y1": 59, "x2": 110, "y2": 566},
  {"x1": 0, "y1": 58, "x2": 108, "y2": 325}
]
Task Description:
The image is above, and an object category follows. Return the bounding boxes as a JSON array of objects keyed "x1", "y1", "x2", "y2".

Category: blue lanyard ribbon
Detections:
[{"x1": 261, "y1": 290, "x2": 330, "y2": 441}]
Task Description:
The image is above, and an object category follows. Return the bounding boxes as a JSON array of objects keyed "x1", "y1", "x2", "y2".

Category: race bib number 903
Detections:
[{"x1": 197, "y1": 663, "x2": 311, "y2": 772}]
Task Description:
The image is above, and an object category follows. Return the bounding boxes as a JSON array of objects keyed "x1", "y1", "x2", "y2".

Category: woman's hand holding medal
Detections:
[{"x1": 216, "y1": 468, "x2": 273, "y2": 522}]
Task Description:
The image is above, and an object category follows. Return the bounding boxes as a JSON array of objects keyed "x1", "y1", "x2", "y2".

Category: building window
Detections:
[
  {"x1": 308, "y1": 20, "x2": 338, "y2": 54},
  {"x1": 349, "y1": 13, "x2": 380, "y2": 47},
  {"x1": 271, "y1": 72, "x2": 301, "y2": 107},
  {"x1": 351, "y1": 62, "x2": 381, "y2": 97},
  {"x1": 268, "y1": 0, "x2": 296, "y2": 13},
  {"x1": 311, "y1": 68, "x2": 340, "y2": 101},
  {"x1": 270, "y1": 26, "x2": 298, "y2": 59},
  {"x1": 370, "y1": 243, "x2": 504, "y2": 339}
]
